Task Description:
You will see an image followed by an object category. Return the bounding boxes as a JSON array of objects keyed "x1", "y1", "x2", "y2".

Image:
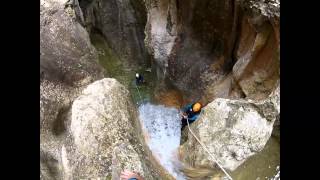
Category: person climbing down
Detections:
[
  {"x1": 135, "y1": 73, "x2": 145, "y2": 86},
  {"x1": 180, "y1": 102, "x2": 202, "y2": 131}
]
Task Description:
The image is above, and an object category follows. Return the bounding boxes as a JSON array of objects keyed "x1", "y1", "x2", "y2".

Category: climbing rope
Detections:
[
  {"x1": 134, "y1": 78, "x2": 232, "y2": 179},
  {"x1": 186, "y1": 118, "x2": 233, "y2": 180},
  {"x1": 135, "y1": 84, "x2": 143, "y2": 104}
]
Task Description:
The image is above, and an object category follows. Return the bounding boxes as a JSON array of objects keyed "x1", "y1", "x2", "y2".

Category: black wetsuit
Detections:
[{"x1": 136, "y1": 74, "x2": 144, "y2": 85}]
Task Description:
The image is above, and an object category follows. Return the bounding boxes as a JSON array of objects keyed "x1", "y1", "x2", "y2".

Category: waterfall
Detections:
[{"x1": 138, "y1": 103, "x2": 186, "y2": 180}]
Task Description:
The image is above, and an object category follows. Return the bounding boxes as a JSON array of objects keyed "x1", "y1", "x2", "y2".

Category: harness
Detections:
[{"x1": 185, "y1": 104, "x2": 201, "y2": 121}]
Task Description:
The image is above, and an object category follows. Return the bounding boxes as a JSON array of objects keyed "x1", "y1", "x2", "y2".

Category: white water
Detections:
[{"x1": 138, "y1": 103, "x2": 186, "y2": 180}]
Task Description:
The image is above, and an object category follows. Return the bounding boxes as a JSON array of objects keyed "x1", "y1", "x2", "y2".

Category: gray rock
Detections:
[
  {"x1": 232, "y1": 13, "x2": 279, "y2": 101},
  {"x1": 144, "y1": 0, "x2": 178, "y2": 75},
  {"x1": 80, "y1": 0, "x2": 149, "y2": 67},
  {"x1": 40, "y1": 0, "x2": 104, "y2": 86},
  {"x1": 240, "y1": 0, "x2": 280, "y2": 18},
  {"x1": 41, "y1": 78, "x2": 161, "y2": 179},
  {"x1": 144, "y1": 0, "x2": 280, "y2": 103},
  {"x1": 272, "y1": 115, "x2": 280, "y2": 139},
  {"x1": 200, "y1": 74, "x2": 246, "y2": 105},
  {"x1": 40, "y1": 0, "x2": 280, "y2": 179},
  {"x1": 145, "y1": 0, "x2": 235, "y2": 101},
  {"x1": 67, "y1": 78, "x2": 160, "y2": 179},
  {"x1": 180, "y1": 84, "x2": 279, "y2": 171},
  {"x1": 40, "y1": 0, "x2": 104, "y2": 179}
]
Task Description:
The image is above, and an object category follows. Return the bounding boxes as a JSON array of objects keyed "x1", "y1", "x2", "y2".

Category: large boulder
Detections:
[
  {"x1": 68, "y1": 78, "x2": 160, "y2": 179},
  {"x1": 40, "y1": 0, "x2": 104, "y2": 179},
  {"x1": 180, "y1": 84, "x2": 279, "y2": 172},
  {"x1": 42, "y1": 78, "x2": 161, "y2": 179}
]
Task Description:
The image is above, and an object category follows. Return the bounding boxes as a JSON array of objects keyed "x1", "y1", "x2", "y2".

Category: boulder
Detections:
[
  {"x1": 67, "y1": 78, "x2": 160, "y2": 179},
  {"x1": 40, "y1": 0, "x2": 104, "y2": 179},
  {"x1": 41, "y1": 78, "x2": 159, "y2": 179},
  {"x1": 180, "y1": 84, "x2": 279, "y2": 171}
]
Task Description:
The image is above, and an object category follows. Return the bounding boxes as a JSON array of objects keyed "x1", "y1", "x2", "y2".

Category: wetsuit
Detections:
[
  {"x1": 136, "y1": 74, "x2": 144, "y2": 85},
  {"x1": 181, "y1": 103, "x2": 201, "y2": 130}
]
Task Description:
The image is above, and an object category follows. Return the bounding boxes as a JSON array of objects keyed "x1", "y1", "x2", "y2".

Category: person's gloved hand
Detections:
[
  {"x1": 120, "y1": 170, "x2": 143, "y2": 180},
  {"x1": 180, "y1": 111, "x2": 187, "y2": 119}
]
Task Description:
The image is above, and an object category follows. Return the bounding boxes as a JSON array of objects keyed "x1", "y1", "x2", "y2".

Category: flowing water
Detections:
[
  {"x1": 138, "y1": 102, "x2": 280, "y2": 180},
  {"x1": 138, "y1": 103, "x2": 186, "y2": 180},
  {"x1": 91, "y1": 33, "x2": 280, "y2": 180}
]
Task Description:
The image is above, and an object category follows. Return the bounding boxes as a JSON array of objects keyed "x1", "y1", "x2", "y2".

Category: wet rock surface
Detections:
[
  {"x1": 40, "y1": 0, "x2": 280, "y2": 179},
  {"x1": 144, "y1": 0, "x2": 280, "y2": 103},
  {"x1": 80, "y1": 0, "x2": 149, "y2": 67},
  {"x1": 145, "y1": 0, "x2": 234, "y2": 101},
  {"x1": 40, "y1": 1, "x2": 159, "y2": 178}
]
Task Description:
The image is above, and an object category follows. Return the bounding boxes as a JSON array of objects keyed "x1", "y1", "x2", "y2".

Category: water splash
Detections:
[{"x1": 138, "y1": 103, "x2": 186, "y2": 180}]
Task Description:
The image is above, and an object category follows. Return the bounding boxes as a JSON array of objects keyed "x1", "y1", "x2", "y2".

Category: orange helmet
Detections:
[{"x1": 192, "y1": 102, "x2": 202, "y2": 112}]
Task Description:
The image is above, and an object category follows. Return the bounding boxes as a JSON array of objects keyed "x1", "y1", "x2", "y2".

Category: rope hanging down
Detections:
[
  {"x1": 186, "y1": 118, "x2": 233, "y2": 180},
  {"x1": 135, "y1": 85, "x2": 143, "y2": 104},
  {"x1": 134, "y1": 81, "x2": 233, "y2": 179}
]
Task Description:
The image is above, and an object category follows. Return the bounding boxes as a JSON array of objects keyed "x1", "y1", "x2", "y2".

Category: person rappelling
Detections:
[
  {"x1": 180, "y1": 102, "x2": 202, "y2": 131},
  {"x1": 135, "y1": 73, "x2": 145, "y2": 86}
]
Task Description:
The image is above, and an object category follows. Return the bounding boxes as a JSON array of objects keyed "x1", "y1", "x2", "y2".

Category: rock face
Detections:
[
  {"x1": 40, "y1": 0, "x2": 280, "y2": 179},
  {"x1": 180, "y1": 84, "x2": 279, "y2": 172},
  {"x1": 144, "y1": 0, "x2": 280, "y2": 103},
  {"x1": 40, "y1": 0, "x2": 104, "y2": 86},
  {"x1": 40, "y1": 1, "x2": 160, "y2": 179},
  {"x1": 67, "y1": 78, "x2": 160, "y2": 179},
  {"x1": 40, "y1": 0, "x2": 104, "y2": 179},
  {"x1": 232, "y1": 1, "x2": 280, "y2": 100},
  {"x1": 144, "y1": 0, "x2": 178, "y2": 78},
  {"x1": 42, "y1": 78, "x2": 161, "y2": 179},
  {"x1": 79, "y1": 0, "x2": 150, "y2": 67},
  {"x1": 145, "y1": 0, "x2": 233, "y2": 101}
]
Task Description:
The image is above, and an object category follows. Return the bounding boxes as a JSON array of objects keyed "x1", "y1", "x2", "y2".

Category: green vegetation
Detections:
[{"x1": 90, "y1": 33, "x2": 157, "y2": 105}]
